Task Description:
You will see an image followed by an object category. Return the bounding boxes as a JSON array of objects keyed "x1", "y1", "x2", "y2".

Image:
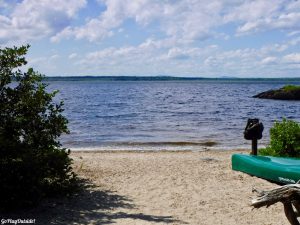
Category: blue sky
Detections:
[{"x1": 1, "y1": 0, "x2": 300, "y2": 77}]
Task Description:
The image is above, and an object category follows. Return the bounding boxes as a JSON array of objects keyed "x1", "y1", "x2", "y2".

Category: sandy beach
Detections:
[{"x1": 1, "y1": 150, "x2": 288, "y2": 225}]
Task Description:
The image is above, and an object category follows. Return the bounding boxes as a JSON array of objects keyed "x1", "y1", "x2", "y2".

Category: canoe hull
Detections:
[{"x1": 232, "y1": 154, "x2": 300, "y2": 184}]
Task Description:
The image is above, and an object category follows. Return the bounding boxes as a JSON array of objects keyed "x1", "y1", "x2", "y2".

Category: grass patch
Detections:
[{"x1": 282, "y1": 85, "x2": 300, "y2": 91}]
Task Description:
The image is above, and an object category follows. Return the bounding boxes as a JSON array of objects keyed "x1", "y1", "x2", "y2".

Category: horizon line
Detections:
[{"x1": 44, "y1": 75, "x2": 300, "y2": 80}]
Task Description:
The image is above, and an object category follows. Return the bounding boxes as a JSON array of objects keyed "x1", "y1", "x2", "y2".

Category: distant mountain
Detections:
[
  {"x1": 44, "y1": 76, "x2": 207, "y2": 81},
  {"x1": 219, "y1": 76, "x2": 238, "y2": 79}
]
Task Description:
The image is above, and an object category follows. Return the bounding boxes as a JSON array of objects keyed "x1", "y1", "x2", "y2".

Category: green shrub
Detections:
[
  {"x1": 282, "y1": 85, "x2": 300, "y2": 91},
  {"x1": 0, "y1": 45, "x2": 77, "y2": 210},
  {"x1": 259, "y1": 118, "x2": 300, "y2": 157}
]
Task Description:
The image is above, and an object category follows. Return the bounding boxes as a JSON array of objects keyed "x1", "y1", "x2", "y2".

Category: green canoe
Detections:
[{"x1": 232, "y1": 154, "x2": 300, "y2": 184}]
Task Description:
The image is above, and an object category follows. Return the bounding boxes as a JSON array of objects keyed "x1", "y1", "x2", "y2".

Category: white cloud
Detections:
[
  {"x1": 52, "y1": 0, "x2": 228, "y2": 43},
  {"x1": 0, "y1": 0, "x2": 86, "y2": 44},
  {"x1": 287, "y1": 31, "x2": 300, "y2": 37},
  {"x1": 29, "y1": 35, "x2": 300, "y2": 77},
  {"x1": 51, "y1": 18, "x2": 115, "y2": 42},
  {"x1": 283, "y1": 53, "x2": 300, "y2": 64},
  {"x1": 203, "y1": 48, "x2": 262, "y2": 72},
  {"x1": 225, "y1": 0, "x2": 300, "y2": 35},
  {"x1": 50, "y1": 54, "x2": 60, "y2": 60},
  {"x1": 225, "y1": 1, "x2": 280, "y2": 22},
  {"x1": 75, "y1": 38, "x2": 220, "y2": 76},
  {"x1": 160, "y1": 1, "x2": 224, "y2": 41},
  {"x1": 49, "y1": 0, "x2": 300, "y2": 44},
  {"x1": 261, "y1": 56, "x2": 278, "y2": 65},
  {"x1": 3, "y1": 0, "x2": 300, "y2": 45},
  {"x1": 68, "y1": 53, "x2": 78, "y2": 59},
  {"x1": 26, "y1": 53, "x2": 62, "y2": 75},
  {"x1": 167, "y1": 48, "x2": 190, "y2": 60},
  {"x1": 2, "y1": 0, "x2": 300, "y2": 78},
  {"x1": 288, "y1": 37, "x2": 300, "y2": 46},
  {"x1": 1, "y1": 0, "x2": 300, "y2": 46},
  {"x1": 260, "y1": 43, "x2": 289, "y2": 54},
  {"x1": 77, "y1": 37, "x2": 289, "y2": 77},
  {"x1": 52, "y1": 0, "x2": 156, "y2": 42}
]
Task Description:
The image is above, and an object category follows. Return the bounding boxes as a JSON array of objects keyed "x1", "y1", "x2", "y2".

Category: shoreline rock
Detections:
[{"x1": 253, "y1": 88, "x2": 300, "y2": 100}]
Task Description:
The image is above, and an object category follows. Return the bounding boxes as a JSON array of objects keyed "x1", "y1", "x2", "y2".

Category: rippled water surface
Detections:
[{"x1": 48, "y1": 79, "x2": 300, "y2": 151}]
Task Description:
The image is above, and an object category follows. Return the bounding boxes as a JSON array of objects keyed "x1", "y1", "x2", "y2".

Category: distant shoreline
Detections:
[{"x1": 44, "y1": 75, "x2": 300, "y2": 82}]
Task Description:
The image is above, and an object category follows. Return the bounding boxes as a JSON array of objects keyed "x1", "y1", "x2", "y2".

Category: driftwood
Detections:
[{"x1": 252, "y1": 183, "x2": 300, "y2": 225}]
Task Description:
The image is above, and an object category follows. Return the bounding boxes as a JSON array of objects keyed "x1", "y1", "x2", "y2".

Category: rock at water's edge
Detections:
[{"x1": 253, "y1": 88, "x2": 300, "y2": 100}]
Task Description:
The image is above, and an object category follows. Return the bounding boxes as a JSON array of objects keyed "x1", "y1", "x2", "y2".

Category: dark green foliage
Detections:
[
  {"x1": 0, "y1": 45, "x2": 77, "y2": 210},
  {"x1": 259, "y1": 119, "x2": 300, "y2": 157}
]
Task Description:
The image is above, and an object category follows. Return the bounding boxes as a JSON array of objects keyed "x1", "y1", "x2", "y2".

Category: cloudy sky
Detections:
[{"x1": 1, "y1": 0, "x2": 300, "y2": 77}]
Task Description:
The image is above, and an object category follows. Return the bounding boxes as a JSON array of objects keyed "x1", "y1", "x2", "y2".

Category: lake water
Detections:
[{"x1": 48, "y1": 79, "x2": 300, "y2": 151}]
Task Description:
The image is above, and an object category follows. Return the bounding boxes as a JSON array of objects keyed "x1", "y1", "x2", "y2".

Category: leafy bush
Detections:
[
  {"x1": 259, "y1": 118, "x2": 300, "y2": 157},
  {"x1": 0, "y1": 45, "x2": 77, "y2": 210}
]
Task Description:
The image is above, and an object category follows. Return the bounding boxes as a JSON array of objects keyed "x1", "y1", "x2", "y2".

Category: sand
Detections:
[{"x1": 1, "y1": 150, "x2": 289, "y2": 225}]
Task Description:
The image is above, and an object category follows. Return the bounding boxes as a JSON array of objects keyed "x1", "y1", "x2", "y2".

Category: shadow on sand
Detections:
[{"x1": 0, "y1": 180, "x2": 184, "y2": 225}]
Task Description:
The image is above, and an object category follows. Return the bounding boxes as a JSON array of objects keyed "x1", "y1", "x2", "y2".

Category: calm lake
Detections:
[{"x1": 48, "y1": 78, "x2": 300, "y2": 151}]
